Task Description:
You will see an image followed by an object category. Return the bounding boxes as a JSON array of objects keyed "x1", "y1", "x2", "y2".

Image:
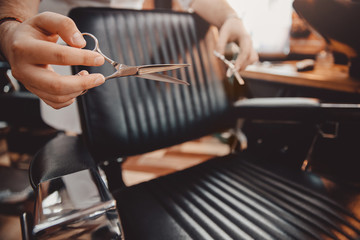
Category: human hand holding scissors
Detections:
[
  {"x1": 213, "y1": 50, "x2": 244, "y2": 85},
  {"x1": 82, "y1": 33, "x2": 190, "y2": 86}
]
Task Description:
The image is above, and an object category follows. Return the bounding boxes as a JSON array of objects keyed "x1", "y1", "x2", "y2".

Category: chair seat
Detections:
[{"x1": 114, "y1": 154, "x2": 360, "y2": 240}]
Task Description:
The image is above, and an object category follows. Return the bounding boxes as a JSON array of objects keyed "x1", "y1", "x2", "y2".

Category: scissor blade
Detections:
[
  {"x1": 233, "y1": 71, "x2": 245, "y2": 85},
  {"x1": 138, "y1": 64, "x2": 190, "y2": 75},
  {"x1": 139, "y1": 73, "x2": 190, "y2": 86}
]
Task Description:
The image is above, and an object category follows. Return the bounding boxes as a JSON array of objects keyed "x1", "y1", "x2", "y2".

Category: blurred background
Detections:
[{"x1": 2, "y1": 0, "x2": 360, "y2": 239}]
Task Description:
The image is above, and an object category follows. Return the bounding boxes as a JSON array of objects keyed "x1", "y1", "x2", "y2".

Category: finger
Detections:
[
  {"x1": 25, "y1": 70, "x2": 90, "y2": 103},
  {"x1": 234, "y1": 52, "x2": 249, "y2": 71},
  {"x1": 234, "y1": 39, "x2": 253, "y2": 71},
  {"x1": 216, "y1": 17, "x2": 245, "y2": 55},
  {"x1": 16, "y1": 65, "x2": 105, "y2": 95},
  {"x1": 246, "y1": 50, "x2": 259, "y2": 66},
  {"x1": 42, "y1": 98, "x2": 76, "y2": 110},
  {"x1": 216, "y1": 30, "x2": 230, "y2": 55},
  {"x1": 251, "y1": 50, "x2": 259, "y2": 64},
  {"x1": 23, "y1": 39, "x2": 104, "y2": 66},
  {"x1": 77, "y1": 70, "x2": 89, "y2": 76},
  {"x1": 237, "y1": 49, "x2": 259, "y2": 71},
  {"x1": 76, "y1": 70, "x2": 91, "y2": 95},
  {"x1": 32, "y1": 12, "x2": 86, "y2": 48},
  {"x1": 26, "y1": 85, "x2": 82, "y2": 104}
]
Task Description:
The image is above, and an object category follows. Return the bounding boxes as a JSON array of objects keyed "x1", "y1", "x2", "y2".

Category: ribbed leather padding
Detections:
[
  {"x1": 69, "y1": 8, "x2": 231, "y2": 161},
  {"x1": 115, "y1": 155, "x2": 360, "y2": 240}
]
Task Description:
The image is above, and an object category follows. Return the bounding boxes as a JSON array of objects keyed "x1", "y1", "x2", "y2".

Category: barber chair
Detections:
[
  {"x1": 293, "y1": 0, "x2": 360, "y2": 79},
  {"x1": 0, "y1": 62, "x2": 58, "y2": 215},
  {"x1": 21, "y1": 7, "x2": 360, "y2": 239},
  {"x1": 0, "y1": 62, "x2": 57, "y2": 155},
  {"x1": 291, "y1": 0, "x2": 360, "y2": 183}
]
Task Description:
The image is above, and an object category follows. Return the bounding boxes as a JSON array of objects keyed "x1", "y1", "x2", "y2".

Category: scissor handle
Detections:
[
  {"x1": 213, "y1": 50, "x2": 244, "y2": 85},
  {"x1": 82, "y1": 32, "x2": 116, "y2": 67}
]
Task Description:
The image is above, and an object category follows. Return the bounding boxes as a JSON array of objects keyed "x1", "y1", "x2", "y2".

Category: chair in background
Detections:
[
  {"x1": 22, "y1": 7, "x2": 360, "y2": 239},
  {"x1": 0, "y1": 62, "x2": 58, "y2": 216}
]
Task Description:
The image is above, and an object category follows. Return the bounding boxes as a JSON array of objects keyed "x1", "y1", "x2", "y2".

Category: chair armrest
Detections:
[
  {"x1": 27, "y1": 168, "x2": 123, "y2": 239},
  {"x1": 0, "y1": 61, "x2": 21, "y2": 91},
  {"x1": 29, "y1": 134, "x2": 97, "y2": 188},
  {"x1": 27, "y1": 135, "x2": 123, "y2": 239},
  {"x1": 1, "y1": 61, "x2": 46, "y2": 127},
  {"x1": 0, "y1": 92, "x2": 47, "y2": 127},
  {"x1": 233, "y1": 97, "x2": 360, "y2": 122},
  {"x1": 0, "y1": 61, "x2": 10, "y2": 69}
]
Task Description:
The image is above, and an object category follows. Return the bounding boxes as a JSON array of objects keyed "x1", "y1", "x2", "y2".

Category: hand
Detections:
[
  {"x1": 216, "y1": 17, "x2": 258, "y2": 71},
  {"x1": 0, "y1": 12, "x2": 105, "y2": 109}
]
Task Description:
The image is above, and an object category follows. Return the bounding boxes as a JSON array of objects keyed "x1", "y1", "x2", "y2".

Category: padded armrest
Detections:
[
  {"x1": 1, "y1": 61, "x2": 47, "y2": 127},
  {"x1": 0, "y1": 61, "x2": 10, "y2": 69},
  {"x1": 29, "y1": 134, "x2": 96, "y2": 188},
  {"x1": 0, "y1": 92, "x2": 47, "y2": 127},
  {"x1": 234, "y1": 97, "x2": 360, "y2": 122}
]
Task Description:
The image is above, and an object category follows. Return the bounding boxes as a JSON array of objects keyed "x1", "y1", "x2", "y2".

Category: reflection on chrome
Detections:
[{"x1": 32, "y1": 169, "x2": 123, "y2": 239}]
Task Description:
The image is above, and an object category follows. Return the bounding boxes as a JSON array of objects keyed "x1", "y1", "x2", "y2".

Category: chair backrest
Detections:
[{"x1": 69, "y1": 8, "x2": 233, "y2": 163}]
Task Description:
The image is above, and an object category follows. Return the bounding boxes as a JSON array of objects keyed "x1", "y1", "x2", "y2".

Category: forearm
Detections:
[
  {"x1": 190, "y1": 0, "x2": 237, "y2": 28},
  {"x1": 0, "y1": 0, "x2": 40, "y2": 61},
  {"x1": 0, "y1": 0, "x2": 39, "y2": 20},
  {"x1": 189, "y1": 0, "x2": 258, "y2": 70}
]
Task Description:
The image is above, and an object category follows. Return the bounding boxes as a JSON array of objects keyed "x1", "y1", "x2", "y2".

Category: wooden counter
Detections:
[{"x1": 241, "y1": 61, "x2": 360, "y2": 94}]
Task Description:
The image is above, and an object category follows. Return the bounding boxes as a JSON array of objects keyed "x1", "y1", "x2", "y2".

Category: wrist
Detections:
[
  {"x1": 214, "y1": 12, "x2": 241, "y2": 29},
  {"x1": 220, "y1": 14, "x2": 248, "y2": 36},
  {"x1": 0, "y1": 17, "x2": 23, "y2": 26},
  {"x1": 223, "y1": 13, "x2": 242, "y2": 25},
  {"x1": 0, "y1": 18, "x2": 22, "y2": 62}
]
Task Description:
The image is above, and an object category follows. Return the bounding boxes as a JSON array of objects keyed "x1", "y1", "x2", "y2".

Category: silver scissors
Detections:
[
  {"x1": 213, "y1": 50, "x2": 244, "y2": 85},
  {"x1": 82, "y1": 33, "x2": 190, "y2": 86}
]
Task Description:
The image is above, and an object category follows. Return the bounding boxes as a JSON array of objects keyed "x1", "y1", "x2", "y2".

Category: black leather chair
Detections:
[
  {"x1": 293, "y1": 0, "x2": 360, "y2": 79},
  {"x1": 0, "y1": 62, "x2": 56, "y2": 216},
  {"x1": 25, "y1": 7, "x2": 360, "y2": 239}
]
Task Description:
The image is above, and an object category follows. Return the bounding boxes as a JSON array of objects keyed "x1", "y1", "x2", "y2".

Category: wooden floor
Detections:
[{"x1": 0, "y1": 135, "x2": 230, "y2": 240}]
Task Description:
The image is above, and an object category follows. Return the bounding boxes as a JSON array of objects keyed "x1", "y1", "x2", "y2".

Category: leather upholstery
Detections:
[
  {"x1": 114, "y1": 155, "x2": 360, "y2": 239},
  {"x1": 0, "y1": 62, "x2": 48, "y2": 128},
  {"x1": 0, "y1": 91, "x2": 46, "y2": 128},
  {"x1": 293, "y1": 0, "x2": 360, "y2": 56},
  {"x1": 293, "y1": 0, "x2": 360, "y2": 79},
  {"x1": 69, "y1": 8, "x2": 232, "y2": 162},
  {"x1": 29, "y1": 8, "x2": 360, "y2": 239},
  {"x1": 29, "y1": 134, "x2": 96, "y2": 188}
]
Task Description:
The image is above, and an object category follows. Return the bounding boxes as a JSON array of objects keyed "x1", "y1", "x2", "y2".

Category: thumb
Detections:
[
  {"x1": 33, "y1": 12, "x2": 86, "y2": 48},
  {"x1": 216, "y1": 30, "x2": 229, "y2": 55}
]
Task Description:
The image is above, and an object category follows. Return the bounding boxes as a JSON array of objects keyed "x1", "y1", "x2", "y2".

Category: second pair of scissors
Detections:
[
  {"x1": 213, "y1": 50, "x2": 244, "y2": 85},
  {"x1": 82, "y1": 33, "x2": 190, "y2": 86}
]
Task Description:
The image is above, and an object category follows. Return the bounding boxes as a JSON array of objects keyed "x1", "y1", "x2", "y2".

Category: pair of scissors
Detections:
[
  {"x1": 213, "y1": 50, "x2": 245, "y2": 85},
  {"x1": 82, "y1": 33, "x2": 190, "y2": 86}
]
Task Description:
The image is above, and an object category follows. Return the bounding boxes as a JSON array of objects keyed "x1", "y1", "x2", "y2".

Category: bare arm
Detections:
[
  {"x1": 190, "y1": 0, "x2": 236, "y2": 28},
  {"x1": 190, "y1": 0, "x2": 258, "y2": 71},
  {"x1": 0, "y1": 0, "x2": 39, "y2": 20},
  {"x1": 0, "y1": 0, "x2": 39, "y2": 61},
  {"x1": 0, "y1": 0, "x2": 105, "y2": 109}
]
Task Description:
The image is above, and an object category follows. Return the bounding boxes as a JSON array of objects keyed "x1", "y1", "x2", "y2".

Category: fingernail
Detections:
[
  {"x1": 94, "y1": 56, "x2": 104, "y2": 65},
  {"x1": 77, "y1": 70, "x2": 89, "y2": 76},
  {"x1": 94, "y1": 75, "x2": 105, "y2": 86},
  {"x1": 72, "y1": 32, "x2": 86, "y2": 46}
]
